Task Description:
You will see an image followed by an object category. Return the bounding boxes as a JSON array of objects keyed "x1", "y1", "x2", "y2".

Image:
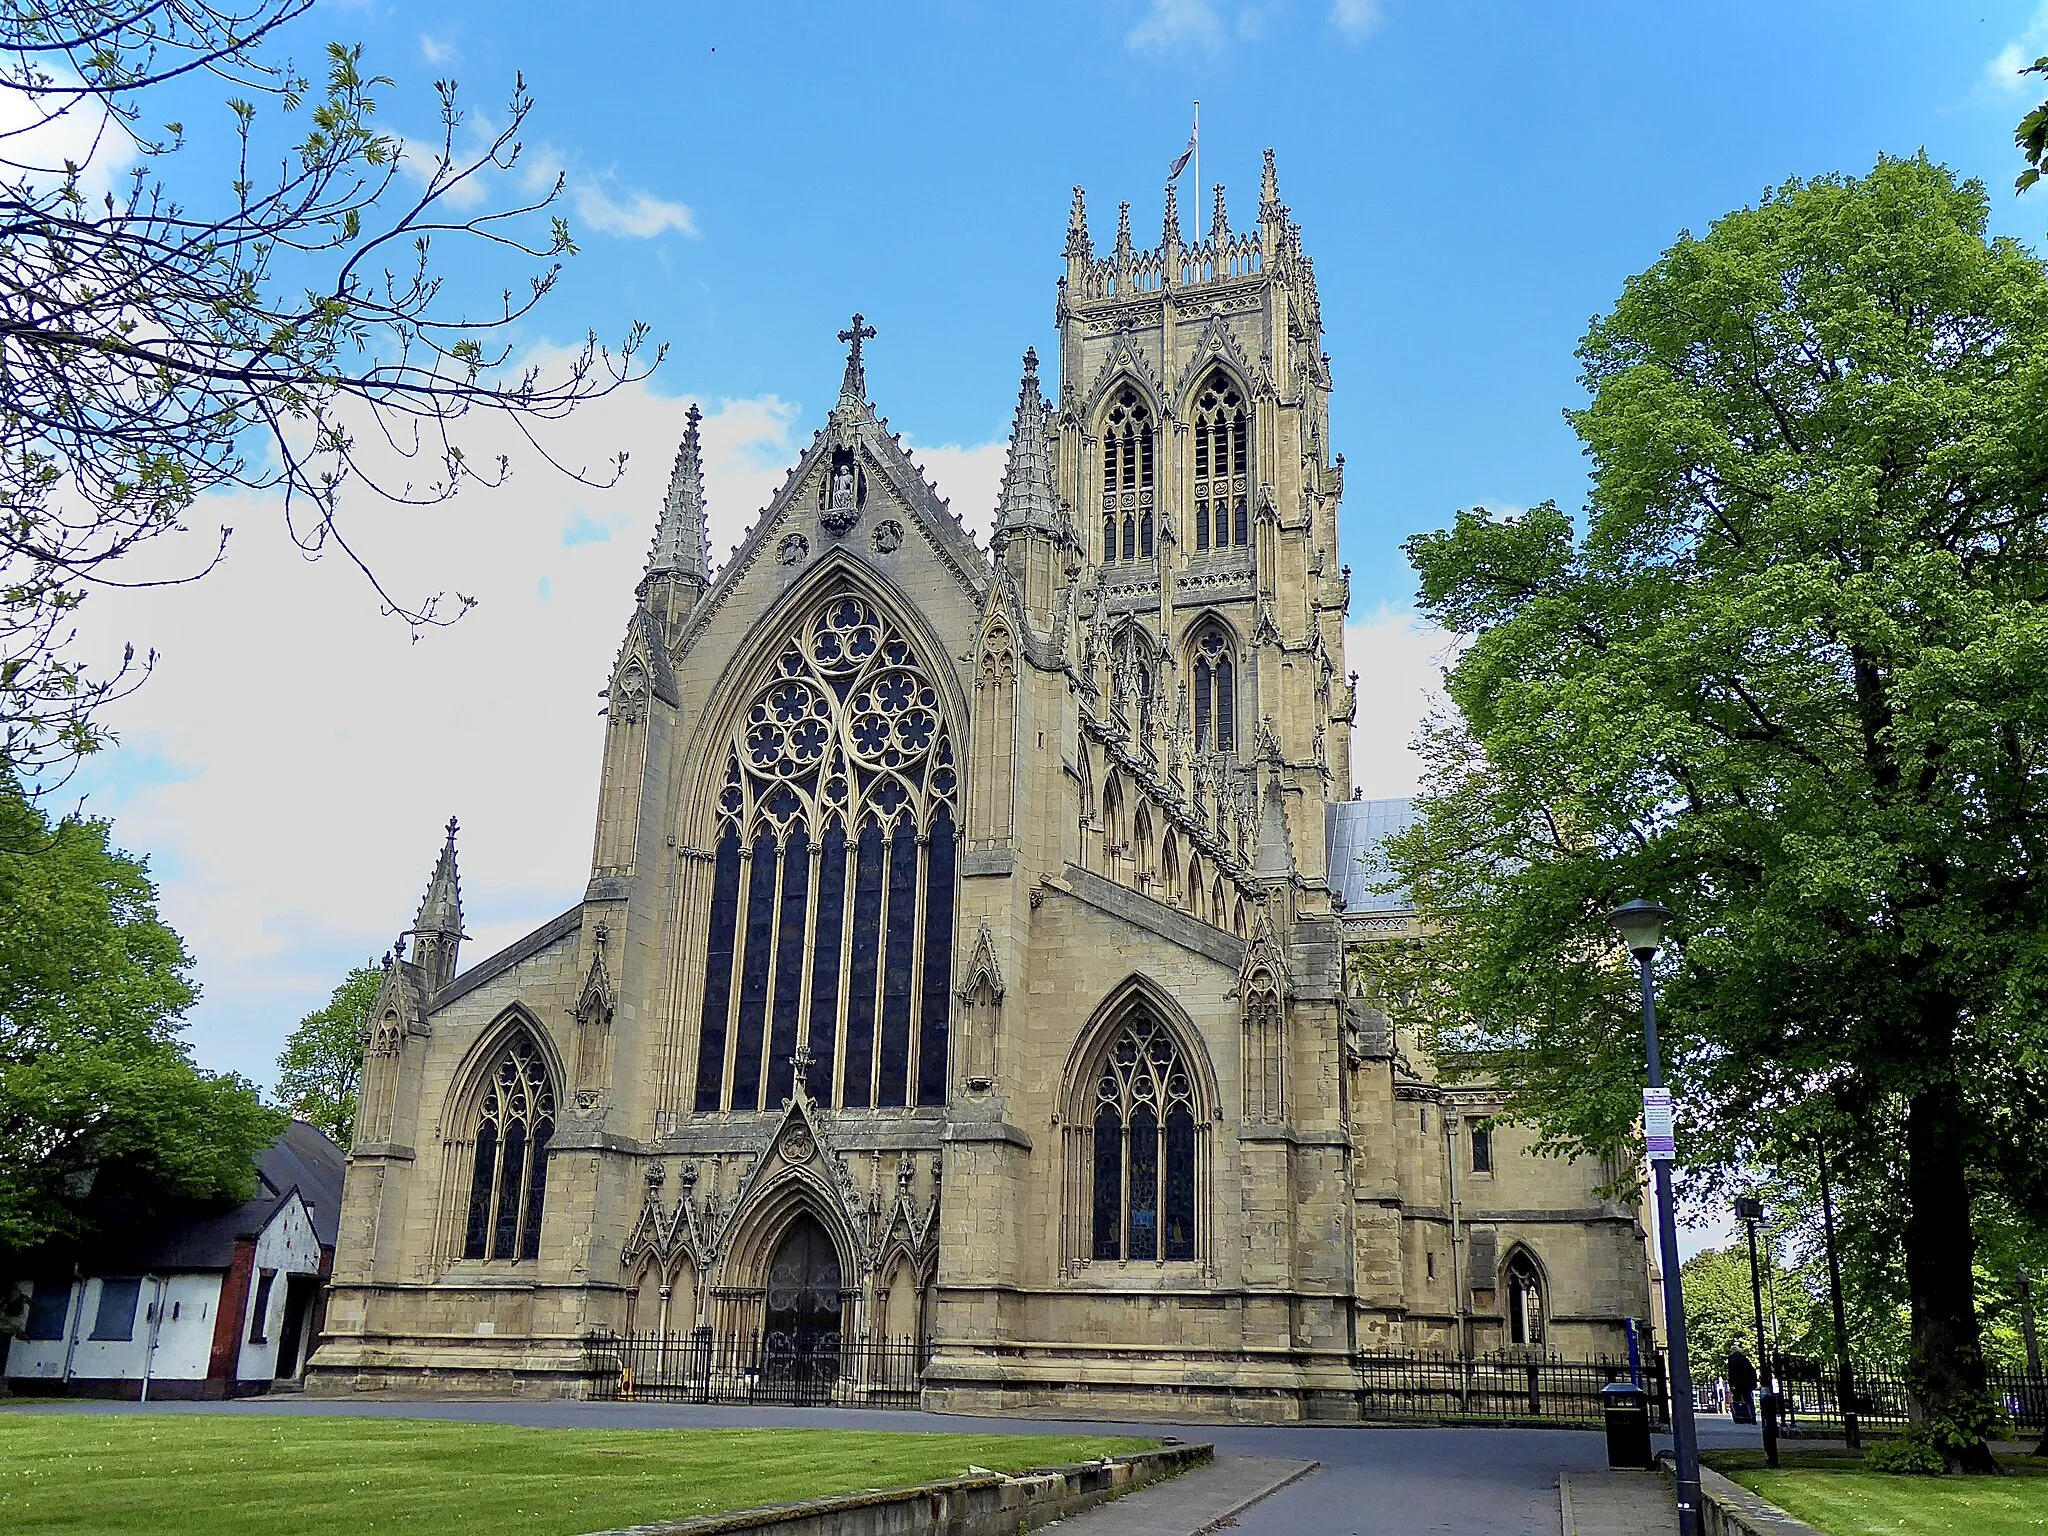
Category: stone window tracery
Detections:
[
  {"x1": 1087, "y1": 1012, "x2": 1200, "y2": 1264},
  {"x1": 1190, "y1": 621, "x2": 1237, "y2": 753},
  {"x1": 691, "y1": 590, "x2": 958, "y2": 1114},
  {"x1": 1099, "y1": 387, "x2": 1155, "y2": 564},
  {"x1": 462, "y1": 1030, "x2": 555, "y2": 1262},
  {"x1": 1192, "y1": 371, "x2": 1250, "y2": 552},
  {"x1": 1505, "y1": 1248, "x2": 1546, "y2": 1345}
]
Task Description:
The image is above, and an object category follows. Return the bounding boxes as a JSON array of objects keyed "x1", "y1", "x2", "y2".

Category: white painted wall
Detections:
[
  {"x1": 237, "y1": 1195, "x2": 323, "y2": 1382},
  {"x1": 4, "y1": 1274, "x2": 223, "y2": 1385}
]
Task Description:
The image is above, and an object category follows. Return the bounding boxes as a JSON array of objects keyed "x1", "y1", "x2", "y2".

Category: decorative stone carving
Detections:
[
  {"x1": 871, "y1": 518, "x2": 903, "y2": 554},
  {"x1": 778, "y1": 532, "x2": 809, "y2": 565}
]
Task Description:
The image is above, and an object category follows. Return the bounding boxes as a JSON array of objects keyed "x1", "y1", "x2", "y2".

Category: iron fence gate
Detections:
[
  {"x1": 584, "y1": 1330, "x2": 927, "y2": 1408},
  {"x1": 1356, "y1": 1348, "x2": 1670, "y2": 1427}
]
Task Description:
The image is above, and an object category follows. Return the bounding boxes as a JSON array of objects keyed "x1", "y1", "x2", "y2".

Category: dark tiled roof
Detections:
[
  {"x1": 116, "y1": 1120, "x2": 346, "y2": 1271},
  {"x1": 1325, "y1": 797, "x2": 1419, "y2": 915}
]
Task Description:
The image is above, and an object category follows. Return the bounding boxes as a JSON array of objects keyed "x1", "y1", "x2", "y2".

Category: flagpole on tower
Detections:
[{"x1": 1193, "y1": 100, "x2": 1201, "y2": 246}]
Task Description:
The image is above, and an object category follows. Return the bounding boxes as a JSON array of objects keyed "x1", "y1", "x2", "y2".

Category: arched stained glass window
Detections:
[
  {"x1": 463, "y1": 1030, "x2": 555, "y2": 1262},
  {"x1": 1100, "y1": 387, "x2": 1155, "y2": 564},
  {"x1": 1089, "y1": 1012, "x2": 1199, "y2": 1263},
  {"x1": 1190, "y1": 622, "x2": 1237, "y2": 754},
  {"x1": 1192, "y1": 372, "x2": 1250, "y2": 552},
  {"x1": 692, "y1": 590, "x2": 959, "y2": 1114}
]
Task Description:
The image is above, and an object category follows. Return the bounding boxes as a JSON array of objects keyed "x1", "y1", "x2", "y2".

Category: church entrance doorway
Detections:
[{"x1": 759, "y1": 1214, "x2": 843, "y2": 1404}]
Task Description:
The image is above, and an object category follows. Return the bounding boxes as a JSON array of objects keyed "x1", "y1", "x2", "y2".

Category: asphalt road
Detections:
[{"x1": 3, "y1": 1395, "x2": 1767, "y2": 1536}]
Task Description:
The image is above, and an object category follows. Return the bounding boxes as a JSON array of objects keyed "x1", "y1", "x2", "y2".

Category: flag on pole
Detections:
[{"x1": 1168, "y1": 117, "x2": 1197, "y2": 180}]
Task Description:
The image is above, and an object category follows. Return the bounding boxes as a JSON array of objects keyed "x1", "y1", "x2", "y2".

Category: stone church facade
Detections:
[{"x1": 311, "y1": 156, "x2": 1653, "y2": 1417}]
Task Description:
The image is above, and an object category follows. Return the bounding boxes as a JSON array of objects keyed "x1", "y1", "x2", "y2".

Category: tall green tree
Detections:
[
  {"x1": 1386, "y1": 155, "x2": 2048, "y2": 1470},
  {"x1": 0, "y1": 779, "x2": 282, "y2": 1273},
  {"x1": 275, "y1": 963, "x2": 379, "y2": 1145}
]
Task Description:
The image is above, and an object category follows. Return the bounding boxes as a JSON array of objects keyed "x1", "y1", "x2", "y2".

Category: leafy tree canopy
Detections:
[
  {"x1": 274, "y1": 961, "x2": 378, "y2": 1145},
  {"x1": 0, "y1": 778, "x2": 282, "y2": 1276},
  {"x1": 1382, "y1": 154, "x2": 2048, "y2": 1467}
]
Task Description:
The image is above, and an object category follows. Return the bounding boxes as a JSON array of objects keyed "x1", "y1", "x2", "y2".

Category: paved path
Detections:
[
  {"x1": 1055, "y1": 1457, "x2": 1316, "y2": 1536},
  {"x1": 1, "y1": 1397, "x2": 1764, "y2": 1535},
  {"x1": 1558, "y1": 1469, "x2": 1679, "y2": 1536}
]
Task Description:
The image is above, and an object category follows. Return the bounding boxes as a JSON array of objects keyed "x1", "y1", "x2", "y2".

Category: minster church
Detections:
[{"x1": 311, "y1": 155, "x2": 1655, "y2": 1418}]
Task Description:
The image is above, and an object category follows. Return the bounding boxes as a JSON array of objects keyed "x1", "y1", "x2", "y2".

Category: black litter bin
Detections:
[{"x1": 1601, "y1": 1382, "x2": 1653, "y2": 1469}]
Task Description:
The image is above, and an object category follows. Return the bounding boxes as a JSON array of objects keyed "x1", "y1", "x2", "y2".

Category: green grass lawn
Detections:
[
  {"x1": 0, "y1": 1413, "x2": 1156, "y2": 1536},
  {"x1": 1705, "y1": 1448, "x2": 2048, "y2": 1536}
]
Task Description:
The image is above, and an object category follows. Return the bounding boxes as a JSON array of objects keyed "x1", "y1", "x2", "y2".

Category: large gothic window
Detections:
[
  {"x1": 1088, "y1": 1012, "x2": 1199, "y2": 1263},
  {"x1": 462, "y1": 1030, "x2": 555, "y2": 1262},
  {"x1": 1192, "y1": 371, "x2": 1250, "y2": 552},
  {"x1": 1100, "y1": 386, "x2": 1155, "y2": 564},
  {"x1": 1190, "y1": 622, "x2": 1236, "y2": 753},
  {"x1": 692, "y1": 590, "x2": 959, "y2": 1114}
]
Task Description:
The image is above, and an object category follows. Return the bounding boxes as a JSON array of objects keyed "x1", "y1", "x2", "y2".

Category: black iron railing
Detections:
[
  {"x1": 1355, "y1": 1348, "x2": 1669, "y2": 1427},
  {"x1": 1769, "y1": 1355, "x2": 2048, "y2": 1436},
  {"x1": 584, "y1": 1330, "x2": 928, "y2": 1408}
]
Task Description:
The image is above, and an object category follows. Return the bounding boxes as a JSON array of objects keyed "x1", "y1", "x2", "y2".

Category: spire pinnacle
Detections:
[
  {"x1": 1162, "y1": 182, "x2": 1182, "y2": 248},
  {"x1": 1066, "y1": 186, "x2": 1091, "y2": 259},
  {"x1": 991, "y1": 347, "x2": 1057, "y2": 546},
  {"x1": 1211, "y1": 183, "x2": 1229, "y2": 243},
  {"x1": 646, "y1": 403, "x2": 708, "y2": 584},
  {"x1": 1260, "y1": 147, "x2": 1283, "y2": 219},
  {"x1": 836, "y1": 313, "x2": 877, "y2": 408},
  {"x1": 413, "y1": 816, "x2": 463, "y2": 939},
  {"x1": 1115, "y1": 200, "x2": 1132, "y2": 255}
]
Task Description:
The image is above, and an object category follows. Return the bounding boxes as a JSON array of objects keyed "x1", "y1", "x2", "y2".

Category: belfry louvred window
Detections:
[
  {"x1": 692, "y1": 590, "x2": 958, "y2": 1114},
  {"x1": 1100, "y1": 386, "x2": 1155, "y2": 564},
  {"x1": 1192, "y1": 371, "x2": 1250, "y2": 552},
  {"x1": 1090, "y1": 1011, "x2": 1199, "y2": 1263},
  {"x1": 462, "y1": 1030, "x2": 555, "y2": 1262}
]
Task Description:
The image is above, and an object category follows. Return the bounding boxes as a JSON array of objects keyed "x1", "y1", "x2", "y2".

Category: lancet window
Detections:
[
  {"x1": 462, "y1": 1030, "x2": 555, "y2": 1262},
  {"x1": 1190, "y1": 622, "x2": 1237, "y2": 753},
  {"x1": 1099, "y1": 386, "x2": 1155, "y2": 563},
  {"x1": 1505, "y1": 1248, "x2": 1546, "y2": 1345},
  {"x1": 691, "y1": 590, "x2": 959, "y2": 1114},
  {"x1": 1192, "y1": 371, "x2": 1250, "y2": 552},
  {"x1": 1088, "y1": 1012, "x2": 1200, "y2": 1263}
]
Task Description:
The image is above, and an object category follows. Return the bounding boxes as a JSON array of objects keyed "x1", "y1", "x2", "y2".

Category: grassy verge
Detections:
[
  {"x1": 1704, "y1": 1447, "x2": 2048, "y2": 1536},
  {"x1": 0, "y1": 1413, "x2": 1156, "y2": 1536}
]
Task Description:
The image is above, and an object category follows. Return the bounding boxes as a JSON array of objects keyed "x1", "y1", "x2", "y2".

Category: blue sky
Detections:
[{"x1": 55, "y1": 2, "x2": 2048, "y2": 1246}]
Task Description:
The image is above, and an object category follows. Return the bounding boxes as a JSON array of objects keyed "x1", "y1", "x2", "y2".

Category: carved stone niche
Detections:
[
  {"x1": 955, "y1": 923, "x2": 1003, "y2": 1093},
  {"x1": 820, "y1": 447, "x2": 866, "y2": 534}
]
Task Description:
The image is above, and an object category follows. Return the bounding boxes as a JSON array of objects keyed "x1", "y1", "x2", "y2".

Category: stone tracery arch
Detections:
[{"x1": 687, "y1": 584, "x2": 960, "y2": 1115}]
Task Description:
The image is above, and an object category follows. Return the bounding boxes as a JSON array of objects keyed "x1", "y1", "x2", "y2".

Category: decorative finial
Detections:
[
  {"x1": 1162, "y1": 182, "x2": 1182, "y2": 247},
  {"x1": 1261, "y1": 147, "x2": 1281, "y2": 212},
  {"x1": 1211, "y1": 183, "x2": 1229, "y2": 243},
  {"x1": 1115, "y1": 200, "x2": 1132, "y2": 253},
  {"x1": 1066, "y1": 186, "x2": 1091, "y2": 259},
  {"x1": 1022, "y1": 345, "x2": 1038, "y2": 376},
  {"x1": 836, "y1": 312, "x2": 877, "y2": 405}
]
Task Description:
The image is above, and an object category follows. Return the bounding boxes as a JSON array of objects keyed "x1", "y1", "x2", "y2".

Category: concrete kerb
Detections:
[
  {"x1": 578, "y1": 1442, "x2": 1214, "y2": 1536},
  {"x1": 1654, "y1": 1452, "x2": 1827, "y2": 1536}
]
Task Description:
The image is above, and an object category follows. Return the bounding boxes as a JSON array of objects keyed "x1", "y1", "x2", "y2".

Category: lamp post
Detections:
[
  {"x1": 1735, "y1": 1194, "x2": 1780, "y2": 1468},
  {"x1": 1608, "y1": 898, "x2": 1701, "y2": 1536}
]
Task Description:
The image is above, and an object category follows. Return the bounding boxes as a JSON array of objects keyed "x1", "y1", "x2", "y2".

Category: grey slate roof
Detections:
[
  {"x1": 117, "y1": 1120, "x2": 346, "y2": 1271},
  {"x1": 1325, "y1": 797, "x2": 1419, "y2": 915}
]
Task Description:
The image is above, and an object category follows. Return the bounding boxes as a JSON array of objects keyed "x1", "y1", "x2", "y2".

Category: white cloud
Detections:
[
  {"x1": 898, "y1": 438, "x2": 1007, "y2": 547},
  {"x1": 418, "y1": 34, "x2": 457, "y2": 66},
  {"x1": 1984, "y1": 3, "x2": 2048, "y2": 98},
  {"x1": 571, "y1": 181, "x2": 697, "y2": 241},
  {"x1": 0, "y1": 69, "x2": 140, "y2": 206},
  {"x1": 1343, "y1": 604, "x2": 1461, "y2": 799},
  {"x1": 1329, "y1": 0, "x2": 1384, "y2": 43},
  {"x1": 1127, "y1": 0, "x2": 1226, "y2": 53}
]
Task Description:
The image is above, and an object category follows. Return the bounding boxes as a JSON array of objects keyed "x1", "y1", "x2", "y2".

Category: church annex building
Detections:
[{"x1": 311, "y1": 156, "x2": 1654, "y2": 1419}]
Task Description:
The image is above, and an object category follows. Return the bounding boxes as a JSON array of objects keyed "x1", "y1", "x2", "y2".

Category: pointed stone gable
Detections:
[{"x1": 673, "y1": 333, "x2": 991, "y2": 660}]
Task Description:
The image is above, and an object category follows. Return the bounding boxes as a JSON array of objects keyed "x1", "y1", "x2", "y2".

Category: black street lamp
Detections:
[
  {"x1": 1735, "y1": 1194, "x2": 1780, "y2": 1468},
  {"x1": 1608, "y1": 898, "x2": 1701, "y2": 1536}
]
